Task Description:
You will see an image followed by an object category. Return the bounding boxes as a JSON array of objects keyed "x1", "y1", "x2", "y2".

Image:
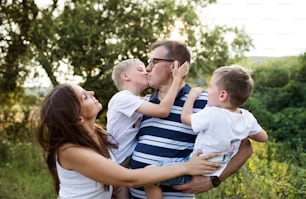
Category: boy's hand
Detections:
[
  {"x1": 173, "y1": 61, "x2": 190, "y2": 79},
  {"x1": 189, "y1": 87, "x2": 202, "y2": 99}
]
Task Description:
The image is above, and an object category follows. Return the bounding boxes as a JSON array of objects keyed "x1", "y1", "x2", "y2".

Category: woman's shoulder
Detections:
[
  {"x1": 58, "y1": 143, "x2": 99, "y2": 162},
  {"x1": 59, "y1": 143, "x2": 95, "y2": 155},
  {"x1": 59, "y1": 143, "x2": 79, "y2": 151},
  {"x1": 58, "y1": 143, "x2": 98, "y2": 170}
]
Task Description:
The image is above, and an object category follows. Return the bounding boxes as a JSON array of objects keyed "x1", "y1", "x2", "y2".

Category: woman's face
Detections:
[{"x1": 72, "y1": 85, "x2": 102, "y2": 120}]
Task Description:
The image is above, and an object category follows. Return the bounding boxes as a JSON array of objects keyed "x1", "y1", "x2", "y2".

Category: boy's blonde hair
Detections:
[
  {"x1": 112, "y1": 58, "x2": 145, "y2": 90},
  {"x1": 212, "y1": 64, "x2": 254, "y2": 107}
]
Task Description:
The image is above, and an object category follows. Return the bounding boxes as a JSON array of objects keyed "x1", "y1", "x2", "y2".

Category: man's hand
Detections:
[{"x1": 172, "y1": 175, "x2": 213, "y2": 194}]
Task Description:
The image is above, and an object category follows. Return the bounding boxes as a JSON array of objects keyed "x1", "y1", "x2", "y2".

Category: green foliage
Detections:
[
  {"x1": 270, "y1": 107, "x2": 306, "y2": 156},
  {"x1": 0, "y1": 0, "x2": 38, "y2": 93},
  {"x1": 242, "y1": 54, "x2": 306, "y2": 162},
  {"x1": 1, "y1": 0, "x2": 253, "y2": 118},
  {"x1": 253, "y1": 66, "x2": 289, "y2": 88},
  {"x1": 0, "y1": 141, "x2": 55, "y2": 199},
  {"x1": 243, "y1": 97, "x2": 273, "y2": 129},
  {"x1": 296, "y1": 52, "x2": 306, "y2": 82},
  {"x1": 0, "y1": 92, "x2": 41, "y2": 144},
  {"x1": 197, "y1": 142, "x2": 306, "y2": 199}
]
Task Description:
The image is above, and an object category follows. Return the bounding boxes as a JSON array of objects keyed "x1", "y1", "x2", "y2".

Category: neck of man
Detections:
[{"x1": 157, "y1": 80, "x2": 185, "y2": 100}]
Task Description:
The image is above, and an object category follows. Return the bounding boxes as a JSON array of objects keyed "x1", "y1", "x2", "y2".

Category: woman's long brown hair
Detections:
[{"x1": 36, "y1": 84, "x2": 116, "y2": 194}]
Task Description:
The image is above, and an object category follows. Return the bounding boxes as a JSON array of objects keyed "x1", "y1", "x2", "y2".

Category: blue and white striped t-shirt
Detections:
[{"x1": 130, "y1": 84, "x2": 208, "y2": 199}]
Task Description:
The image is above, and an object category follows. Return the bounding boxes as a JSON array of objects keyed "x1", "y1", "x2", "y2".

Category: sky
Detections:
[{"x1": 201, "y1": 0, "x2": 306, "y2": 57}]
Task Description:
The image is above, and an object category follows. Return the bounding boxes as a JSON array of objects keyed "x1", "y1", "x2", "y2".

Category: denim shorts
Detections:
[{"x1": 157, "y1": 156, "x2": 192, "y2": 185}]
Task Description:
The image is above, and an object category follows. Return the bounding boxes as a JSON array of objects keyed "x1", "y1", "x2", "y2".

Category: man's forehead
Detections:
[{"x1": 151, "y1": 46, "x2": 167, "y2": 56}]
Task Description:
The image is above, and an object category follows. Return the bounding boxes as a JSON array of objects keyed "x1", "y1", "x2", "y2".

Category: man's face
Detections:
[{"x1": 146, "y1": 46, "x2": 174, "y2": 89}]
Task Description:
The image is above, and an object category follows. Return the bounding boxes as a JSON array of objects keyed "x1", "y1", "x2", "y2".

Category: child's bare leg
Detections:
[
  {"x1": 116, "y1": 186, "x2": 130, "y2": 199},
  {"x1": 144, "y1": 184, "x2": 162, "y2": 199}
]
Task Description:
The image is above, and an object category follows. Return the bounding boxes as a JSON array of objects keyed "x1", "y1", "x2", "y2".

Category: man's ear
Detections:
[{"x1": 121, "y1": 72, "x2": 130, "y2": 81}]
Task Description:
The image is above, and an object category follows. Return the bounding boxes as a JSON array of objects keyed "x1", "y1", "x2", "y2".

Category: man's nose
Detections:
[{"x1": 146, "y1": 64, "x2": 153, "y2": 72}]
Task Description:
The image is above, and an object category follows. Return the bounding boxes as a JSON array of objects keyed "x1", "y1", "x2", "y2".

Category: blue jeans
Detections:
[{"x1": 157, "y1": 156, "x2": 192, "y2": 185}]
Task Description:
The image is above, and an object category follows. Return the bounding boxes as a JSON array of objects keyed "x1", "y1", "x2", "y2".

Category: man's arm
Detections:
[
  {"x1": 173, "y1": 138, "x2": 253, "y2": 194},
  {"x1": 218, "y1": 138, "x2": 253, "y2": 181}
]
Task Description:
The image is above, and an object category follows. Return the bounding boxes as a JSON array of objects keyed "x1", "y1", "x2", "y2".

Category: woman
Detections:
[{"x1": 36, "y1": 83, "x2": 219, "y2": 199}]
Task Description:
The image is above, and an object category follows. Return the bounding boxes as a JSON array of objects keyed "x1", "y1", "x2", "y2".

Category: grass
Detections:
[
  {"x1": 0, "y1": 140, "x2": 304, "y2": 199},
  {"x1": 0, "y1": 141, "x2": 56, "y2": 199}
]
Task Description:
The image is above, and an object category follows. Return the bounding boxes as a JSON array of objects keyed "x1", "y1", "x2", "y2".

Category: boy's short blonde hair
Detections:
[
  {"x1": 212, "y1": 64, "x2": 254, "y2": 107},
  {"x1": 112, "y1": 58, "x2": 145, "y2": 90}
]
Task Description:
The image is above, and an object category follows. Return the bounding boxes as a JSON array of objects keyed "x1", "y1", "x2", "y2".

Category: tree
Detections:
[
  {"x1": 1, "y1": 0, "x2": 253, "y2": 120},
  {"x1": 0, "y1": 0, "x2": 38, "y2": 94}
]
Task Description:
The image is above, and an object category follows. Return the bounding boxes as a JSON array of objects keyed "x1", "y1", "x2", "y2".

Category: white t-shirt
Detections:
[
  {"x1": 107, "y1": 90, "x2": 144, "y2": 163},
  {"x1": 56, "y1": 152, "x2": 115, "y2": 199},
  {"x1": 191, "y1": 106, "x2": 263, "y2": 176}
]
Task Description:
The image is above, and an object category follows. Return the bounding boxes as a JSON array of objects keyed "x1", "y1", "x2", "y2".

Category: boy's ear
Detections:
[
  {"x1": 121, "y1": 72, "x2": 130, "y2": 81},
  {"x1": 219, "y1": 90, "x2": 229, "y2": 102}
]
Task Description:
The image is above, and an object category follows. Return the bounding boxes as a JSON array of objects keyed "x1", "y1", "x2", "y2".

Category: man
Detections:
[{"x1": 130, "y1": 40, "x2": 253, "y2": 199}]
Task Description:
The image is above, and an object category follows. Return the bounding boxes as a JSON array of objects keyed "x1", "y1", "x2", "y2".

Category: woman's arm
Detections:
[
  {"x1": 58, "y1": 145, "x2": 220, "y2": 188},
  {"x1": 136, "y1": 61, "x2": 189, "y2": 117}
]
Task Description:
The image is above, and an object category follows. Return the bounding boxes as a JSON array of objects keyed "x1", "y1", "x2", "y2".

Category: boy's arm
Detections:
[
  {"x1": 137, "y1": 61, "x2": 189, "y2": 117},
  {"x1": 181, "y1": 87, "x2": 203, "y2": 126},
  {"x1": 249, "y1": 130, "x2": 268, "y2": 142}
]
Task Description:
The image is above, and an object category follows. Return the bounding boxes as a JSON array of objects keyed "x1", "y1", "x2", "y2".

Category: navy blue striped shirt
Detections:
[{"x1": 130, "y1": 84, "x2": 208, "y2": 199}]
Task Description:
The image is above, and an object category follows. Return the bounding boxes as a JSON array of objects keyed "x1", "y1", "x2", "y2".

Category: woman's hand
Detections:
[{"x1": 184, "y1": 150, "x2": 220, "y2": 176}]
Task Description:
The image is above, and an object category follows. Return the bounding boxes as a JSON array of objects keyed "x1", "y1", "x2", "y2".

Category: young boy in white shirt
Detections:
[
  {"x1": 144, "y1": 65, "x2": 268, "y2": 199},
  {"x1": 107, "y1": 58, "x2": 189, "y2": 198}
]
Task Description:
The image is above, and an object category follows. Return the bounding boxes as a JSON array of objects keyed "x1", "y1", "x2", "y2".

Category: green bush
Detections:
[
  {"x1": 244, "y1": 56, "x2": 306, "y2": 154},
  {"x1": 197, "y1": 142, "x2": 306, "y2": 199},
  {"x1": 252, "y1": 65, "x2": 289, "y2": 89}
]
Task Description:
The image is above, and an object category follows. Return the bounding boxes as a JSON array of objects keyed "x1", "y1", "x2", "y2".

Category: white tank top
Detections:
[{"x1": 56, "y1": 152, "x2": 114, "y2": 199}]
